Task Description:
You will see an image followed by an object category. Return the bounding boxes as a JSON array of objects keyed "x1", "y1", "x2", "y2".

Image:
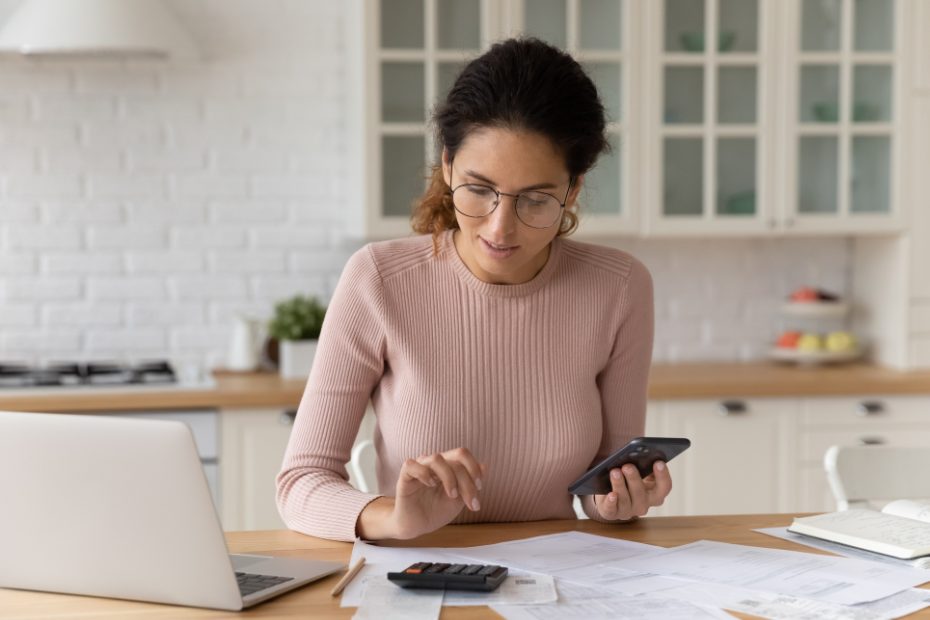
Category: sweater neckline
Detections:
[{"x1": 442, "y1": 229, "x2": 561, "y2": 298}]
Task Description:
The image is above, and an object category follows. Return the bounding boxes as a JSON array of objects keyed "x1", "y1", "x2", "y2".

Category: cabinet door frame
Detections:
[
  {"x1": 364, "y1": 0, "x2": 638, "y2": 240},
  {"x1": 644, "y1": 0, "x2": 777, "y2": 237},
  {"x1": 780, "y1": 0, "x2": 906, "y2": 235}
]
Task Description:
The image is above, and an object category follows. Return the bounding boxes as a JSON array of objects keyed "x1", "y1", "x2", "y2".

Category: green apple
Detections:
[{"x1": 825, "y1": 331, "x2": 857, "y2": 352}]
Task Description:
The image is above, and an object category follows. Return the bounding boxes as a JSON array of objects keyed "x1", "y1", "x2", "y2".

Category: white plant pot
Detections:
[{"x1": 279, "y1": 339, "x2": 318, "y2": 379}]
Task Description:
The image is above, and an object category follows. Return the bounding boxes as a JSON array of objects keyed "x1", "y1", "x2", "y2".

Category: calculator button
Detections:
[
  {"x1": 425, "y1": 563, "x2": 450, "y2": 573},
  {"x1": 443, "y1": 564, "x2": 466, "y2": 574},
  {"x1": 462, "y1": 565, "x2": 484, "y2": 575},
  {"x1": 477, "y1": 565, "x2": 501, "y2": 576}
]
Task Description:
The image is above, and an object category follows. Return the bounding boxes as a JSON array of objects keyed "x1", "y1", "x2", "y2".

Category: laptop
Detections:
[{"x1": 0, "y1": 410, "x2": 344, "y2": 611}]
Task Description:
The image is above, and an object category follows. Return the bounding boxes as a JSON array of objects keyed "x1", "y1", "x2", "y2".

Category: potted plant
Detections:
[{"x1": 268, "y1": 295, "x2": 327, "y2": 379}]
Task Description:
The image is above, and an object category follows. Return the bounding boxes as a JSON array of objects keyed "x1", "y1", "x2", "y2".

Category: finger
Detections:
[
  {"x1": 610, "y1": 468, "x2": 634, "y2": 518},
  {"x1": 443, "y1": 447, "x2": 484, "y2": 490},
  {"x1": 621, "y1": 464, "x2": 649, "y2": 516},
  {"x1": 399, "y1": 459, "x2": 438, "y2": 489},
  {"x1": 449, "y1": 461, "x2": 481, "y2": 511},
  {"x1": 647, "y1": 461, "x2": 673, "y2": 506},
  {"x1": 418, "y1": 453, "x2": 460, "y2": 500},
  {"x1": 594, "y1": 491, "x2": 618, "y2": 519}
]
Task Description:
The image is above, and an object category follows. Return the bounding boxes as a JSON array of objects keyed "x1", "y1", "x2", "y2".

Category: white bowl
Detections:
[{"x1": 781, "y1": 301, "x2": 849, "y2": 319}]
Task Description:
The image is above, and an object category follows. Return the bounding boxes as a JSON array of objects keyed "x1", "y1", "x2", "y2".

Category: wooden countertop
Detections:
[
  {"x1": 4, "y1": 514, "x2": 927, "y2": 618},
  {"x1": 1, "y1": 362, "x2": 929, "y2": 413}
]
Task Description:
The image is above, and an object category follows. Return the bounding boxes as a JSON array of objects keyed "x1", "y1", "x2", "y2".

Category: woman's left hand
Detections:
[{"x1": 593, "y1": 461, "x2": 672, "y2": 521}]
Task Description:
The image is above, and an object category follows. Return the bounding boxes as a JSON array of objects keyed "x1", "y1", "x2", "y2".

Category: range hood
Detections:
[{"x1": 0, "y1": 0, "x2": 197, "y2": 59}]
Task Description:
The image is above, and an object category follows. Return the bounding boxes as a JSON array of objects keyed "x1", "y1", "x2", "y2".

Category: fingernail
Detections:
[
  {"x1": 608, "y1": 493, "x2": 617, "y2": 502},
  {"x1": 471, "y1": 498, "x2": 481, "y2": 511},
  {"x1": 476, "y1": 478, "x2": 483, "y2": 490},
  {"x1": 611, "y1": 470, "x2": 621, "y2": 480},
  {"x1": 450, "y1": 488, "x2": 458, "y2": 498},
  {"x1": 623, "y1": 465, "x2": 636, "y2": 475},
  {"x1": 655, "y1": 461, "x2": 666, "y2": 472}
]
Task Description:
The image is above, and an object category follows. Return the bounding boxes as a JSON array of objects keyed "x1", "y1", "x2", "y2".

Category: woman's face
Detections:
[{"x1": 442, "y1": 127, "x2": 582, "y2": 285}]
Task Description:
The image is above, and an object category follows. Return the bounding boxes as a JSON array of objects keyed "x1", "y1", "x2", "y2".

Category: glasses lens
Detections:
[
  {"x1": 516, "y1": 191, "x2": 562, "y2": 228},
  {"x1": 453, "y1": 184, "x2": 498, "y2": 217}
]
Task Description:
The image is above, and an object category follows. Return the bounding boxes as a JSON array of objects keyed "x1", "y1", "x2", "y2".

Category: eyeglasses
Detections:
[{"x1": 448, "y1": 160, "x2": 574, "y2": 229}]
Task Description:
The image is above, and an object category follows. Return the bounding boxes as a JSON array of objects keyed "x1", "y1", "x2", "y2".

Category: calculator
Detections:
[{"x1": 387, "y1": 562, "x2": 508, "y2": 591}]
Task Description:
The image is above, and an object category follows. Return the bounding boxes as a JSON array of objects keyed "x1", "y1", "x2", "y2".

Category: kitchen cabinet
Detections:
[
  {"x1": 360, "y1": 0, "x2": 908, "y2": 239},
  {"x1": 649, "y1": 393, "x2": 930, "y2": 517},
  {"x1": 649, "y1": 398, "x2": 799, "y2": 516},
  {"x1": 646, "y1": 0, "x2": 904, "y2": 236},
  {"x1": 219, "y1": 407, "x2": 376, "y2": 531}
]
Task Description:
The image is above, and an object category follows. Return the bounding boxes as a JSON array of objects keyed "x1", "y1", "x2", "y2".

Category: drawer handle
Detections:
[
  {"x1": 280, "y1": 410, "x2": 298, "y2": 425},
  {"x1": 718, "y1": 400, "x2": 748, "y2": 416},
  {"x1": 856, "y1": 401, "x2": 886, "y2": 416},
  {"x1": 859, "y1": 436, "x2": 886, "y2": 446}
]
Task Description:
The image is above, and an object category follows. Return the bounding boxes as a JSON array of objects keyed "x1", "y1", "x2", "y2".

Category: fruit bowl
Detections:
[
  {"x1": 781, "y1": 301, "x2": 850, "y2": 319},
  {"x1": 769, "y1": 346, "x2": 863, "y2": 366}
]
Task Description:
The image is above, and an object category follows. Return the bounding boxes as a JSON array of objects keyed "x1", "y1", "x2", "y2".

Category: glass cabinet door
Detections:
[
  {"x1": 523, "y1": 0, "x2": 631, "y2": 231},
  {"x1": 657, "y1": 0, "x2": 764, "y2": 230},
  {"x1": 374, "y1": 0, "x2": 482, "y2": 233},
  {"x1": 792, "y1": 0, "x2": 896, "y2": 224}
]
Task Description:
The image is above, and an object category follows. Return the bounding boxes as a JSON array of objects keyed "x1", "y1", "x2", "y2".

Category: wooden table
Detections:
[{"x1": 2, "y1": 514, "x2": 928, "y2": 619}]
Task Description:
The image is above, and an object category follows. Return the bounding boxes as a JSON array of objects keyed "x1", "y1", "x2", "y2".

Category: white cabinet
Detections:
[
  {"x1": 651, "y1": 393, "x2": 930, "y2": 517},
  {"x1": 654, "y1": 398, "x2": 799, "y2": 516},
  {"x1": 361, "y1": 0, "x2": 907, "y2": 239},
  {"x1": 220, "y1": 407, "x2": 377, "y2": 531},
  {"x1": 220, "y1": 408, "x2": 294, "y2": 531},
  {"x1": 794, "y1": 395, "x2": 930, "y2": 512}
]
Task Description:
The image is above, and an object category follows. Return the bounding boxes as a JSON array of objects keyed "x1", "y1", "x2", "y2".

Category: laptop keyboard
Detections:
[{"x1": 236, "y1": 571, "x2": 294, "y2": 597}]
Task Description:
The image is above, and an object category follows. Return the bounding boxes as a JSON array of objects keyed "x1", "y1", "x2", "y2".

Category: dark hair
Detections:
[{"x1": 411, "y1": 37, "x2": 609, "y2": 239}]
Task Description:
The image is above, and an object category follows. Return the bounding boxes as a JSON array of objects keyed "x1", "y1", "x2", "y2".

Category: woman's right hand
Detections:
[{"x1": 357, "y1": 447, "x2": 487, "y2": 540}]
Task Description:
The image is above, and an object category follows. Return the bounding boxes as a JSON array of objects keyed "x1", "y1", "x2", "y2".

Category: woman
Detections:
[{"x1": 276, "y1": 38, "x2": 670, "y2": 542}]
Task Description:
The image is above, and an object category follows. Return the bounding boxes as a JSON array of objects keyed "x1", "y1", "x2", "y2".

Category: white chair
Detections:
[
  {"x1": 824, "y1": 444, "x2": 930, "y2": 510},
  {"x1": 347, "y1": 439, "x2": 377, "y2": 493}
]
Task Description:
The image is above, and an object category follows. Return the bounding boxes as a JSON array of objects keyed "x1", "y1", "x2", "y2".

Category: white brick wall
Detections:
[{"x1": 0, "y1": 0, "x2": 851, "y2": 370}]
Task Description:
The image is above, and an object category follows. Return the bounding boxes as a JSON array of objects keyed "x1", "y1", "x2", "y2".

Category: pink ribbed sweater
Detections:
[{"x1": 276, "y1": 230, "x2": 654, "y2": 542}]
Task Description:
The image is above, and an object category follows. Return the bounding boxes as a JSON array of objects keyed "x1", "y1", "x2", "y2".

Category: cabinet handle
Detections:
[
  {"x1": 718, "y1": 400, "x2": 748, "y2": 416},
  {"x1": 858, "y1": 436, "x2": 886, "y2": 446},
  {"x1": 856, "y1": 401, "x2": 886, "y2": 416},
  {"x1": 280, "y1": 409, "x2": 298, "y2": 425}
]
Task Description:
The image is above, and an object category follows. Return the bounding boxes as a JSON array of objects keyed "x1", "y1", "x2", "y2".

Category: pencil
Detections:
[{"x1": 329, "y1": 556, "x2": 366, "y2": 597}]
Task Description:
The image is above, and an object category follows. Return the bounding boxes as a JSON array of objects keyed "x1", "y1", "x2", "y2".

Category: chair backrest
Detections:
[
  {"x1": 824, "y1": 445, "x2": 930, "y2": 510},
  {"x1": 347, "y1": 439, "x2": 377, "y2": 494}
]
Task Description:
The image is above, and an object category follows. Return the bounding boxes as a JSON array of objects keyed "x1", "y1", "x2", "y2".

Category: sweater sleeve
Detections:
[
  {"x1": 581, "y1": 257, "x2": 655, "y2": 522},
  {"x1": 275, "y1": 246, "x2": 386, "y2": 541}
]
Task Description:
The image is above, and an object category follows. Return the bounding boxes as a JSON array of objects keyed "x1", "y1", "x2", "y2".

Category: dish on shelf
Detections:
[
  {"x1": 769, "y1": 346, "x2": 863, "y2": 366},
  {"x1": 679, "y1": 30, "x2": 737, "y2": 52},
  {"x1": 781, "y1": 301, "x2": 850, "y2": 318}
]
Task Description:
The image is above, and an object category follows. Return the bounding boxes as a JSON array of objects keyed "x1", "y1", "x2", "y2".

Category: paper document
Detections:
[
  {"x1": 490, "y1": 580, "x2": 735, "y2": 620},
  {"x1": 353, "y1": 577, "x2": 442, "y2": 620},
  {"x1": 454, "y1": 530, "x2": 685, "y2": 594},
  {"x1": 443, "y1": 573, "x2": 557, "y2": 606},
  {"x1": 341, "y1": 540, "x2": 467, "y2": 607},
  {"x1": 341, "y1": 539, "x2": 557, "y2": 608},
  {"x1": 652, "y1": 580, "x2": 930, "y2": 620},
  {"x1": 619, "y1": 539, "x2": 930, "y2": 605},
  {"x1": 756, "y1": 527, "x2": 930, "y2": 570}
]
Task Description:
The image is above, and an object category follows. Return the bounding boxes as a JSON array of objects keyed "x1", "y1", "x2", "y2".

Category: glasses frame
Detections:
[{"x1": 447, "y1": 158, "x2": 575, "y2": 229}]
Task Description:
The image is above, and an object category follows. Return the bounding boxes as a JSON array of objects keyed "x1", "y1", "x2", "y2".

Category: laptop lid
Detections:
[{"x1": 0, "y1": 411, "x2": 247, "y2": 610}]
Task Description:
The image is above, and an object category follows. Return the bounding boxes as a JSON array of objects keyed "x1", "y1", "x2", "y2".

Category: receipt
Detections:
[{"x1": 353, "y1": 577, "x2": 442, "y2": 620}]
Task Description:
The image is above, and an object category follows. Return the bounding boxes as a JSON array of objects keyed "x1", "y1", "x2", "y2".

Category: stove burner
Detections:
[{"x1": 0, "y1": 361, "x2": 178, "y2": 389}]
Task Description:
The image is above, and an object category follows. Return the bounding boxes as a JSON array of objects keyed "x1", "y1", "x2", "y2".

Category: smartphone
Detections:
[{"x1": 568, "y1": 437, "x2": 691, "y2": 495}]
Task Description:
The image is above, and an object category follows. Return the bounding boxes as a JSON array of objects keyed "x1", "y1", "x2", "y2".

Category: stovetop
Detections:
[{"x1": 0, "y1": 361, "x2": 178, "y2": 389}]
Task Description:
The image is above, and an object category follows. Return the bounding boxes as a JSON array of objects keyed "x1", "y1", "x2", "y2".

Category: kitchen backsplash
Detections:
[{"x1": 0, "y1": 0, "x2": 851, "y2": 369}]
